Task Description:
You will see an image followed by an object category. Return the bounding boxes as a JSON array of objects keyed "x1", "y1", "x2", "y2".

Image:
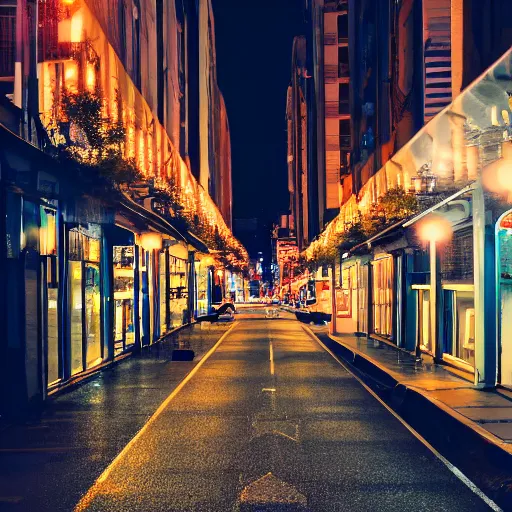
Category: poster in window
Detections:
[{"x1": 336, "y1": 287, "x2": 351, "y2": 317}]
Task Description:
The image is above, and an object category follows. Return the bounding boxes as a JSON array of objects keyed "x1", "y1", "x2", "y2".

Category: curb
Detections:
[{"x1": 321, "y1": 331, "x2": 512, "y2": 509}]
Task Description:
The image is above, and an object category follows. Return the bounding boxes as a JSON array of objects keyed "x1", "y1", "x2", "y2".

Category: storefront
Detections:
[
  {"x1": 159, "y1": 241, "x2": 189, "y2": 331},
  {"x1": 195, "y1": 256, "x2": 212, "y2": 317},
  {"x1": 68, "y1": 224, "x2": 103, "y2": 375},
  {"x1": 371, "y1": 255, "x2": 394, "y2": 339},
  {"x1": 40, "y1": 204, "x2": 60, "y2": 386},
  {"x1": 113, "y1": 244, "x2": 135, "y2": 355}
]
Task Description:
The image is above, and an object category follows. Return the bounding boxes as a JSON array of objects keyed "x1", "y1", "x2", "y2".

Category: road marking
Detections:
[
  {"x1": 269, "y1": 340, "x2": 275, "y2": 376},
  {"x1": 237, "y1": 472, "x2": 307, "y2": 509},
  {"x1": 74, "y1": 322, "x2": 238, "y2": 512},
  {"x1": 261, "y1": 388, "x2": 276, "y2": 393},
  {"x1": 301, "y1": 324, "x2": 503, "y2": 512}
]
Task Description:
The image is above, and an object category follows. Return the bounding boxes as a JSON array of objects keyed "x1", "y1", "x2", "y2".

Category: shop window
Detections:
[
  {"x1": 84, "y1": 263, "x2": 101, "y2": 368},
  {"x1": 69, "y1": 261, "x2": 83, "y2": 376},
  {"x1": 195, "y1": 261, "x2": 209, "y2": 317},
  {"x1": 68, "y1": 225, "x2": 103, "y2": 372},
  {"x1": 417, "y1": 289, "x2": 432, "y2": 353},
  {"x1": 159, "y1": 252, "x2": 167, "y2": 334},
  {"x1": 336, "y1": 266, "x2": 352, "y2": 317},
  {"x1": 443, "y1": 289, "x2": 475, "y2": 367},
  {"x1": 169, "y1": 256, "x2": 188, "y2": 328},
  {"x1": 41, "y1": 207, "x2": 60, "y2": 385},
  {"x1": 372, "y1": 256, "x2": 393, "y2": 338},
  {"x1": 113, "y1": 246, "x2": 135, "y2": 354},
  {"x1": 357, "y1": 263, "x2": 368, "y2": 334}
]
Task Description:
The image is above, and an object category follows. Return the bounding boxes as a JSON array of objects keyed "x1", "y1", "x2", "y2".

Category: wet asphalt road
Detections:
[
  {"x1": 73, "y1": 315, "x2": 492, "y2": 512},
  {"x1": 0, "y1": 323, "x2": 230, "y2": 512}
]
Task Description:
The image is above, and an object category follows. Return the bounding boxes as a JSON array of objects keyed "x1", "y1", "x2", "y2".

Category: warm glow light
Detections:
[
  {"x1": 202, "y1": 256, "x2": 214, "y2": 266},
  {"x1": 65, "y1": 65, "x2": 77, "y2": 81},
  {"x1": 64, "y1": 62, "x2": 78, "y2": 92},
  {"x1": 497, "y1": 163, "x2": 512, "y2": 190},
  {"x1": 417, "y1": 214, "x2": 453, "y2": 243},
  {"x1": 70, "y1": 11, "x2": 83, "y2": 43},
  {"x1": 482, "y1": 141, "x2": 512, "y2": 195},
  {"x1": 86, "y1": 64, "x2": 95, "y2": 91},
  {"x1": 139, "y1": 232, "x2": 162, "y2": 251}
]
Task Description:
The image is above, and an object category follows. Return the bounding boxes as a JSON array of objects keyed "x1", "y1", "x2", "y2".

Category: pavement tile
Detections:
[
  {"x1": 481, "y1": 422, "x2": 512, "y2": 441},
  {"x1": 455, "y1": 406, "x2": 512, "y2": 422},
  {"x1": 428, "y1": 389, "x2": 512, "y2": 408}
]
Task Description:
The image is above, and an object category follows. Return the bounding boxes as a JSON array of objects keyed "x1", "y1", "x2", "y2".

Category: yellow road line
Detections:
[
  {"x1": 74, "y1": 322, "x2": 238, "y2": 511},
  {"x1": 269, "y1": 340, "x2": 275, "y2": 376}
]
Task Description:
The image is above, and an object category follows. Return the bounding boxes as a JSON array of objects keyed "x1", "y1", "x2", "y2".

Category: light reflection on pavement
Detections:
[{"x1": 74, "y1": 311, "x2": 492, "y2": 511}]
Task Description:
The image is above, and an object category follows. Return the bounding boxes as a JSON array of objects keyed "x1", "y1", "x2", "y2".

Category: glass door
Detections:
[
  {"x1": 69, "y1": 261, "x2": 83, "y2": 376},
  {"x1": 84, "y1": 263, "x2": 102, "y2": 369}
]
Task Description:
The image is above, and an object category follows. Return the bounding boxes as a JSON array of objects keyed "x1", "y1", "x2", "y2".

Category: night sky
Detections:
[{"x1": 213, "y1": 0, "x2": 305, "y2": 257}]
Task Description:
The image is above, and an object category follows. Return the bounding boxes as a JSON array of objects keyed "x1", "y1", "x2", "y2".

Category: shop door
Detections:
[
  {"x1": 84, "y1": 263, "x2": 102, "y2": 368},
  {"x1": 69, "y1": 261, "x2": 84, "y2": 375},
  {"x1": 44, "y1": 257, "x2": 60, "y2": 385},
  {"x1": 141, "y1": 256, "x2": 150, "y2": 346},
  {"x1": 24, "y1": 249, "x2": 41, "y2": 403},
  {"x1": 357, "y1": 264, "x2": 368, "y2": 334}
]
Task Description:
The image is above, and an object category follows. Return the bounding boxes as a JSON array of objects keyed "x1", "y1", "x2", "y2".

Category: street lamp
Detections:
[{"x1": 410, "y1": 162, "x2": 437, "y2": 195}]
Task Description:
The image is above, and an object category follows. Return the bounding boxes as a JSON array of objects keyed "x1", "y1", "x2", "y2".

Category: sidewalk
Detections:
[
  {"x1": 308, "y1": 326, "x2": 512, "y2": 508},
  {"x1": 0, "y1": 322, "x2": 232, "y2": 512}
]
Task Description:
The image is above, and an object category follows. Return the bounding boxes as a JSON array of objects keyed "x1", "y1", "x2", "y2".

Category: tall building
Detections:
[
  {"x1": 300, "y1": 0, "x2": 512, "y2": 389},
  {"x1": 198, "y1": 0, "x2": 232, "y2": 227},
  {"x1": 286, "y1": 36, "x2": 310, "y2": 251}
]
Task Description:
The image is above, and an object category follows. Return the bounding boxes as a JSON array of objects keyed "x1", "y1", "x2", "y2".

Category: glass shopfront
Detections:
[
  {"x1": 357, "y1": 263, "x2": 368, "y2": 334},
  {"x1": 40, "y1": 206, "x2": 60, "y2": 385},
  {"x1": 371, "y1": 256, "x2": 393, "y2": 338},
  {"x1": 113, "y1": 245, "x2": 135, "y2": 355},
  {"x1": 159, "y1": 251, "x2": 168, "y2": 335},
  {"x1": 417, "y1": 288, "x2": 432, "y2": 354},
  {"x1": 195, "y1": 260, "x2": 210, "y2": 317},
  {"x1": 169, "y1": 256, "x2": 188, "y2": 327},
  {"x1": 68, "y1": 224, "x2": 103, "y2": 374},
  {"x1": 443, "y1": 287, "x2": 475, "y2": 367}
]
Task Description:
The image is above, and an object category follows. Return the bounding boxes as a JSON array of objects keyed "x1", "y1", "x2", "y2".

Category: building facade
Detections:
[
  {"x1": 0, "y1": 0, "x2": 244, "y2": 417},
  {"x1": 297, "y1": 0, "x2": 511, "y2": 389}
]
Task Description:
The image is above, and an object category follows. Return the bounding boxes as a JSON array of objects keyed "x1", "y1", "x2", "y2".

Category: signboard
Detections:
[
  {"x1": 276, "y1": 238, "x2": 299, "y2": 287},
  {"x1": 336, "y1": 287, "x2": 351, "y2": 318}
]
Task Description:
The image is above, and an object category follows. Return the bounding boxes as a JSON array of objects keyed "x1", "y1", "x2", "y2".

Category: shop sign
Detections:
[{"x1": 336, "y1": 287, "x2": 351, "y2": 318}]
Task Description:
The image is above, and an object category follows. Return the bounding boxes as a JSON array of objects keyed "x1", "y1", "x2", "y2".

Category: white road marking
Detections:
[{"x1": 301, "y1": 324, "x2": 503, "y2": 512}]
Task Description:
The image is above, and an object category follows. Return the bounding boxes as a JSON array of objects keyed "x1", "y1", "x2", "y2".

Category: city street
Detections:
[{"x1": 64, "y1": 312, "x2": 492, "y2": 511}]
